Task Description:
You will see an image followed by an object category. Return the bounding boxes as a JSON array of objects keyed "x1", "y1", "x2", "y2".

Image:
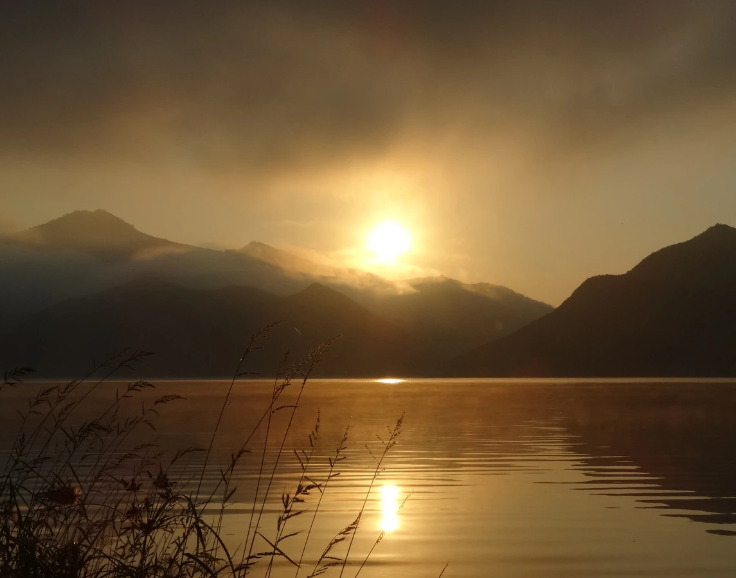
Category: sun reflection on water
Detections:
[
  {"x1": 375, "y1": 378, "x2": 405, "y2": 384},
  {"x1": 380, "y1": 484, "x2": 400, "y2": 532}
]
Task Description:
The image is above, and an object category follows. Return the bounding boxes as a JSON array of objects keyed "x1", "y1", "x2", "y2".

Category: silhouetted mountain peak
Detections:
[
  {"x1": 453, "y1": 222, "x2": 736, "y2": 377},
  {"x1": 13, "y1": 209, "x2": 178, "y2": 261},
  {"x1": 239, "y1": 241, "x2": 294, "y2": 261},
  {"x1": 694, "y1": 223, "x2": 736, "y2": 241},
  {"x1": 39, "y1": 209, "x2": 136, "y2": 234},
  {"x1": 629, "y1": 223, "x2": 736, "y2": 279},
  {"x1": 241, "y1": 241, "x2": 268, "y2": 251},
  {"x1": 704, "y1": 222, "x2": 735, "y2": 232},
  {"x1": 239, "y1": 241, "x2": 329, "y2": 274},
  {"x1": 294, "y1": 282, "x2": 344, "y2": 300},
  {"x1": 285, "y1": 282, "x2": 371, "y2": 318}
]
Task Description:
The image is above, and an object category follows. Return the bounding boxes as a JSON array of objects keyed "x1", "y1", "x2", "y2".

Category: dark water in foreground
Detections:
[{"x1": 5, "y1": 379, "x2": 736, "y2": 577}]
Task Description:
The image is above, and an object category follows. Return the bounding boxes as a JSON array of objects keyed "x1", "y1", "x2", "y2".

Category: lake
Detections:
[{"x1": 3, "y1": 379, "x2": 736, "y2": 577}]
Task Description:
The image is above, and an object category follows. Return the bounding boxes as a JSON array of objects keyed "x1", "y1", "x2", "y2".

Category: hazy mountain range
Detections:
[
  {"x1": 0, "y1": 210, "x2": 551, "y2": 377},
  {"x1": 452, "y1": 224, "x2": 736, "y2": 377},
  {"x1": 4, "y1": 210, "x2": 735, "y2": 378}
]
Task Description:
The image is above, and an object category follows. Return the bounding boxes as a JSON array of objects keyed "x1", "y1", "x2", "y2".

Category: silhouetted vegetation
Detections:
[{"x1": 0, "y1": 326, "x2": 432, "y2": 577}]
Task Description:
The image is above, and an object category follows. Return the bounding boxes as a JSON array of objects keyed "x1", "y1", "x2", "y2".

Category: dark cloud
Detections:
[{"x1": 2, "y1": 1, "x2": 735, "y2": 180}]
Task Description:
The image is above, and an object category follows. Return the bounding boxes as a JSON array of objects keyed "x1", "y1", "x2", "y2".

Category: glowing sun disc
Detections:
[{"x1": 367, "y1": 222, "x2": 411, "y2": 261}]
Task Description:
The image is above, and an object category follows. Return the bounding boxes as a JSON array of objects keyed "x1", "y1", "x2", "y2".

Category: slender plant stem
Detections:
[
  {"x1": 264, "y1": 410, "x2": 320, "y2": 578},
  {"x1": 338, "y1": 414, "x2": 404, "y2": 578},
  {"x1": 196, "y1": 323, "x2": 280, "y2": 502},
  {"x1": 242, "y1": 375, "x2": 280, "y2": 565},
  {"x1": 294, "y1": 424, "x2": 349, "y2": 578}
]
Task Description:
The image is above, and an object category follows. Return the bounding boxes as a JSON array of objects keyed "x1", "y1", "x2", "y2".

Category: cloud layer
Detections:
[
  {"x1": 3, "y1": 1, "x2": 735, "y2": 178},
  {"x1": 2, "y1": 1, "x2": 736, "y2": 304}
]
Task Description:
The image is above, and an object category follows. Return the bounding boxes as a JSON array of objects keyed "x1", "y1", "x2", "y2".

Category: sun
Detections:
[{"x1": 367, "y1": 221, "x2": 411, "y2": 262}]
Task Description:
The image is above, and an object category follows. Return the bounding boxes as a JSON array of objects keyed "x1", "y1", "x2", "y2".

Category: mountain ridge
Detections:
[
  {"x1": 0, "y1": 277, "x2": 425, "y2": 378},
  {"x1": 9, "y1": 209, "x2": 185, "y2": 261},
  {"x1": 451, "y1": 224, "x2": 736, "y2": 377},
  {"x1": 0, "y1": 210, "x2": 552, "y2": 361}
]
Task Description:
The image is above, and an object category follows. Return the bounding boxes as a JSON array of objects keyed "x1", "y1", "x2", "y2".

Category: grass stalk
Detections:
[
  {"x1": 0, "y1": 328, "x2": 413, "y2": 578},
  {"x1": 338, "y1": 413, "x2": 404, "y2": 578}
]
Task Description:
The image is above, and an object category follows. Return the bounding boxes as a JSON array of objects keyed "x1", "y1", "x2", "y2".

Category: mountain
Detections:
[
  {"x1": 238, "y1": 241, "x2": 334, "y2": 276},
  {"x1": 0, "y1": 211, "x2": 552, "y2": 363},
  {"x1": 0, "y1": 278, "x2": 425, "y2": 378},
  {"x1": 355, "y1": 276, "x2": 553, "y2": 358},
  {"x1": 451, "y1": 224, "x2": 736, "y2": 377},
  {"x1": 234, "y1": 245, "x2": 553, "y2": 356},
  {"x1": 0, "y1": 211, "x2": 308, "y2": 332},
  {"x1": 9, "y1": 209, "x2": 184, "y2": 261}
]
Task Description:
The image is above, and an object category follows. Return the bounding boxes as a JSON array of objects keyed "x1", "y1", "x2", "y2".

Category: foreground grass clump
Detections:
[{"x1": 0, "y1": 325, "x2": 415, "y2": 578}]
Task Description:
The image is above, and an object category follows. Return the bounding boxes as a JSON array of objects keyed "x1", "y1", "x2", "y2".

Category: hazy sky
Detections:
[{"x1": 2, "y1": 1, "x2": 736, "y2": 305}]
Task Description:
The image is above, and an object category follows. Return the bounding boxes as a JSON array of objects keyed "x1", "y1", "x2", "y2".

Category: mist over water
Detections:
[{"x1": 4, "y1": 379, "x2": 735, "y2": 577}]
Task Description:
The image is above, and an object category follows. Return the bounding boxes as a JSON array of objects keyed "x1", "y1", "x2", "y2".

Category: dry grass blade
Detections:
[{"x1": 0, "y1": 326, "x2": 411, "y2": 578}]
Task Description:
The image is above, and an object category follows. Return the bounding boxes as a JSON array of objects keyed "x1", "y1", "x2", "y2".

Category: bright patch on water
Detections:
[
  {"x1": 374, "y1": 378, "x2": 405, "y2": 384},
  {"x1": 380, "y1": 484, "x2": 400, "y2": 532}
]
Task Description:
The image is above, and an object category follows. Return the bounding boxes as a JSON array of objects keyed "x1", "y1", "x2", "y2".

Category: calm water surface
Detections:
[{"x1": 8, "y1": 379, "x2": 736, "y2": 577}]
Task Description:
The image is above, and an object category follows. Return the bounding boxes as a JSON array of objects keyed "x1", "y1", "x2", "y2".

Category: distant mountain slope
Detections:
[
  {"x1": 234, "y1": 245, "x2": 553, "y2": 355},
  {"x1": 0, "y1": 210, "x2": 552, "y2": 361},
  {"x1": 356, "y1": 277, "x2": 553, "y2": 358},
  {"x1": 0, "y1": 279, "x2": 425, "y2": 378},
  {"x1": 451, "y1": 225, "x2": 736, "y2": 377},
  {"x1": 238, "y1": 241, "x2": 334, "y2": 276},
  {"x1": 10, "y1": 209, "x2": 183, "y2": 261},
  {"x1": 0, "y1": 211, "x2": 307, "y2": 332}
]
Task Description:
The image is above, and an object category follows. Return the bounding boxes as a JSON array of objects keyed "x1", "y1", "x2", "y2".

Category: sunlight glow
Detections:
[
  {"x1": 380, "y1": 484, "x2": 400, "y2": 532},
  {"x1": 375, "y1": 378, "x2": 405, "y2": 384},
  {"x1": 367, "y1": 221, "x2": 411, "y2": 262}
]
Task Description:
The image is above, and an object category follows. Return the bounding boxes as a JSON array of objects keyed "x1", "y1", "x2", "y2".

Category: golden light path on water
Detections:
[{"x1": 380, "y1": 485, "x2": 400, "y2": 532}]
